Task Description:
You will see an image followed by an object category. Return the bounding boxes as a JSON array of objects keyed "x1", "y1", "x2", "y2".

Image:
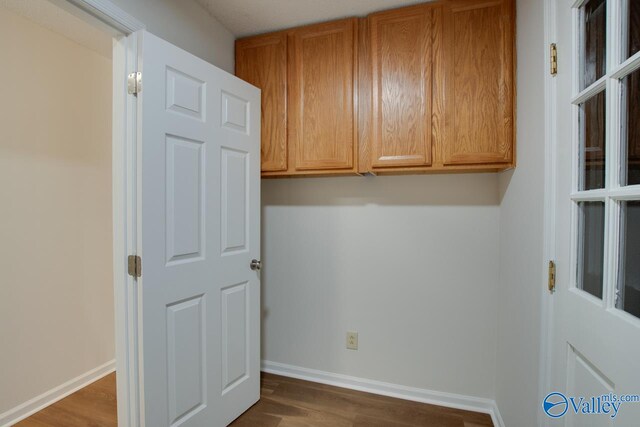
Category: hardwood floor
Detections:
[
  {"x1": 15, "y1": 373, "x2": 117, "y2": 427},
  {"x1": 233, "y1": 374, "x2": 493, "y2": 427},
  {"x1": 16, "y1": 372, "x2": 493, "y2": 427}
]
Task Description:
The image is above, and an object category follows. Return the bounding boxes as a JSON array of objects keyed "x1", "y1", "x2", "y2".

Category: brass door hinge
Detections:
[
  {"x1": 128, "y1": 255, "x2": 142, "y2": 278},
  {"x1": 548, "y1": 260, "x2": 556, "y2": 293},
  {"x1": 550, "y1": 43, "x2": 558, "y2": 76},
  {"x1": 127, "y1": 71, "x2": 142, "y2": 95}
]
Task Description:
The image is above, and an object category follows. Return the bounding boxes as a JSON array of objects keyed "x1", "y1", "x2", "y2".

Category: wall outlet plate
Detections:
[{"x1": 346, "y1": 331, "x2": 358, "y2": 350}]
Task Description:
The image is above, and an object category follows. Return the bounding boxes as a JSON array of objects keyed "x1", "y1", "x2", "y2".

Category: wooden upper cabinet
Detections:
[
  {"x1": 234, "y1": 0, "x2": 515, "y2": 177},
  {"x1": 288, "y1": 19, "x2": 357, "y2": 171},
  {"x1": 369, "y1": 5, "x2": 433, "y2": 168},
  {"x1": 236, "y1": 33, "x2": 288, "y2": 172},
  {"x1": 441, "y1": 0, "x2": 515, "y2": 166}
]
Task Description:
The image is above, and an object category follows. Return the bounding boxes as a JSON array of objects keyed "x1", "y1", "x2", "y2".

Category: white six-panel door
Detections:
[{"x1": 138, "y1": 31, "x2": 260, "y2": 427}]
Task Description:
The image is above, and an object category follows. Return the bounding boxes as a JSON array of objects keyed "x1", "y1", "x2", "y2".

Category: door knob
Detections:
[{"x1": 250, "y1": 259, "x2": 261, "y2": 271}]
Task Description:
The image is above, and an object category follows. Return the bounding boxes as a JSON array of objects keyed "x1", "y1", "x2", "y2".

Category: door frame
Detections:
[
  {"x1": 64, "y1": 1, "x2": 144, "y2": 425},
  {"x1": 540, "y1": 0, "x2": 557, "y2": 426}
]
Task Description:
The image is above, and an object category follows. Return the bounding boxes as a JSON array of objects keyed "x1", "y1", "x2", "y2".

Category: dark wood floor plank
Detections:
[
  {"x1": 15, "y1": 374, "x2": 118, "y2": 427},
  {"x1": 259, "y1": 372, "x2": 491, "y2": 425},
  {"x1": 11, "y1": 418, "x2": 52, "y2": 427},
  {"x1": 242, "y1": 394, "x2": 353, "y2": 427},
  {"x1": 230, "y1": 400, "x2": 283, "y2": 427},
  {"x1": 353, "y1": 414, "x2": 463, "y2": 427},
  {"x1": 17, "y1": 372, "x2": 493, "y2": 427},
  {"x1": 261, "y1": 375, "x2": 476, "y2": 427}
]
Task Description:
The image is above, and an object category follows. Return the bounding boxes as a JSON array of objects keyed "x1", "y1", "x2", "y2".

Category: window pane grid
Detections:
[{"x1": 571, "y1": 0, "x2": 640, "y2": 320}]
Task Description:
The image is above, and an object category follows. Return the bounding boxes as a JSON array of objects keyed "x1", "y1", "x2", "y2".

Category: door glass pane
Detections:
[
  {"x1": 579, "y1": 91, "x2": 606, "y2": 191},
  {"x1": 577, "y1": 201, "x2": 605, "y2": 299},
  {"x1": 582, "y1": 0, "x2": 606, "y2": 89},
  {"x1": 622, "y1": 68, "x2": 640, "y2": 186},
  {"x1": 627, "y1": 0, "x2": 640, "y2": 59},
  {"x1": 617, "y1": 201, "x2": 640, "y2": 318}
]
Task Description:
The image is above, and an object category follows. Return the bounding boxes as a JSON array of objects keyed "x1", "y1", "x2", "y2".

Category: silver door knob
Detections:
[{"x1": 250, "y1": 259, "x2": 261, "y2": 271}]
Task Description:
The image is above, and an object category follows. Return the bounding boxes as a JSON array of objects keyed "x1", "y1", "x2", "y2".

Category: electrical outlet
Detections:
[{"x1": 346, "y1": 331, "x2": 358, "y2": 350}]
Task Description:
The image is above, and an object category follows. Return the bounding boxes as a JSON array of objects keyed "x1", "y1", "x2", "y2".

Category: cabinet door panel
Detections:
[
  {"x1": 236, "y1": 33, "x2": 288, "y2": 172},
  {"x1": 289, "y1": 19, "x2": 356, "y2": 171},
  {"x1": 370, "y1": 6, "x2": 432, "y2": 168},
  {"x1": 442, "y1": 0, "x2": 514, "y2": 165}
]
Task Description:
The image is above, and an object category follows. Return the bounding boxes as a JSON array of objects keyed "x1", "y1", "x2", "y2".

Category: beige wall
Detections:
[{"x1": 0, "y1": 7, "x2": 113, "y2": 414}]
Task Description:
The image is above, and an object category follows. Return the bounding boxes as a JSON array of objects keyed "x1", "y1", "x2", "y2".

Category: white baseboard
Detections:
[
  {"x1": 262, "y1": 360, "x2": 505, "y2": 427},
  {"x1": 490, "y1": 401, "x2": 505, "y2": 427},
  {"x1": 0, "y1": 359, "x2": 116, "y2": 427}
]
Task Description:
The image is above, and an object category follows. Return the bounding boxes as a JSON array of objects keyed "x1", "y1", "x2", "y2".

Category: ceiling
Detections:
[
  {"x1": 0, "y1": 0, "x2": 113, "y2": 58},
  {"x1": 195, "y1": 0, "x2": 428, "y2": 37}
]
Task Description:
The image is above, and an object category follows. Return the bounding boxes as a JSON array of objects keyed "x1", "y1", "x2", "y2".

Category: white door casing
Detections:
[
  {"x1": 550, "y1": 0, "x2": 640, "y2": 426},
  {"x1": 137, "y1": 31, "x2": 260, "y2": 427}
]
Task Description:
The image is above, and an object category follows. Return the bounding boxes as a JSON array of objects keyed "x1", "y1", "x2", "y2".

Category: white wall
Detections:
[
  {"x1": 495, "y1": 0, "x2": 546, "y2": 424},
  {"x1": 261, "y1": 174, "x2": 501, "y2": 399},
  {"x1": 109, "y1": 0, "x2": 235, "y2": 72},
  {"x1": 0, "y1": 7, "x2": 113, "y2": 415}
]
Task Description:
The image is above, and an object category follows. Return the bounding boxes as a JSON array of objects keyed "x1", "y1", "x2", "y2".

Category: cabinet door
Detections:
[
  {"x1": 289, "y1": 19, "x2": 356, "y2": 171},
  {"x1": 370, "y1": 5, "x2": 433, "y2": 168},
  {"x1": 442, "y1": 0, "x2": 515, "y2": 166},
  {"x1": 236, "y1": 33, "x2": 288, "y2": 172}
]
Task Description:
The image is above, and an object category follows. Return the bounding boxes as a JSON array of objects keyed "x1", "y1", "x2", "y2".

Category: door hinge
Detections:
[
  {"x1": 128, "y1": 255, "x2": 142, "y2": 278},
  {"x1": 127, "y1": 71, "x2": 142, "y2": 95},
  {"x1": 550, "y1": 43, "x2": 558, "y2": 76},
  {"x1": 548, "y1": 260, "x2": 556, "y2": 293}
]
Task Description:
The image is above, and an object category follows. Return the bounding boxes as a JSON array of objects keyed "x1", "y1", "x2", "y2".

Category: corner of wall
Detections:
[{"x1": 494, "y1": 0, "x2": 547, "y2": 424}]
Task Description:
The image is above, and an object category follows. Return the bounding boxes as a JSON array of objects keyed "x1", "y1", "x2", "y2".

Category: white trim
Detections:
[
  {"x1": 62, "y1": 1, "x2": 143, "y2": 426},
  {"x1": 0, "y1": 360, "x2": 116, "y2": 427},
  {"x1": 111, "y1": 30, "x2": 141, "y2": 427},
  {"x1": 66, "y1": 0, "x2": 145, "y2": 33},
  {"x1": 571, "y1": 75, "x2": 607, "y2": 105},
  {"x1": 611, "y1": 51, "x2": 640, "y2": 79},
  {"x1": 540, "y1": 0, "x2": 558, "y2": 426},
  {"x1": 261, "y1": 360, "x2": 505, "y2": 427},
  {"x1": 570, "y1": 189, "x2": 609, "y2": 200}
]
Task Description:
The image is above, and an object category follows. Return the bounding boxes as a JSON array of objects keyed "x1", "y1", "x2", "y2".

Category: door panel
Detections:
[
  {"x1": 166, "y1": 296, "x2": 206, "y2": 425},
  {"x1": 221, "y1": 91, "x2": 250, "y2": 134},
  {"x1": 166, "y1": 67, "x2": 206, "y2": 121},
  {"x1": 289, "y1": 19, "x2": 356, "y2": 171},
  {"x1": 370, "y1": 5, "x2": 433, "y2": 168},
  {"x1": 235, "y1": 33, "x2": 288, "y2": 172},
  {"x1": 221, "y1": 148, "x2": 249, "y2": 255},
  {"x1": 565, "y1": 346, "x2": 615, "y2": 427},
  {"x1": 165, "y1": 135, "x2": 204, "y2": 264},
  {"x1": 221, "y1": 282, "x2": 249, "y2": 392},
  {"x1": 139, "y1": 31, "x2": 260, "y2": 427},
  {"x1": 442, "y1": 0, "x2": 514, "y2": 166}
]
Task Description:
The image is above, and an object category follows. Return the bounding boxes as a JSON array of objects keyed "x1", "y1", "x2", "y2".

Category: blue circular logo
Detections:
[{"x1": 543, "y1": 392, "x2": 568, "y2": 418}]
